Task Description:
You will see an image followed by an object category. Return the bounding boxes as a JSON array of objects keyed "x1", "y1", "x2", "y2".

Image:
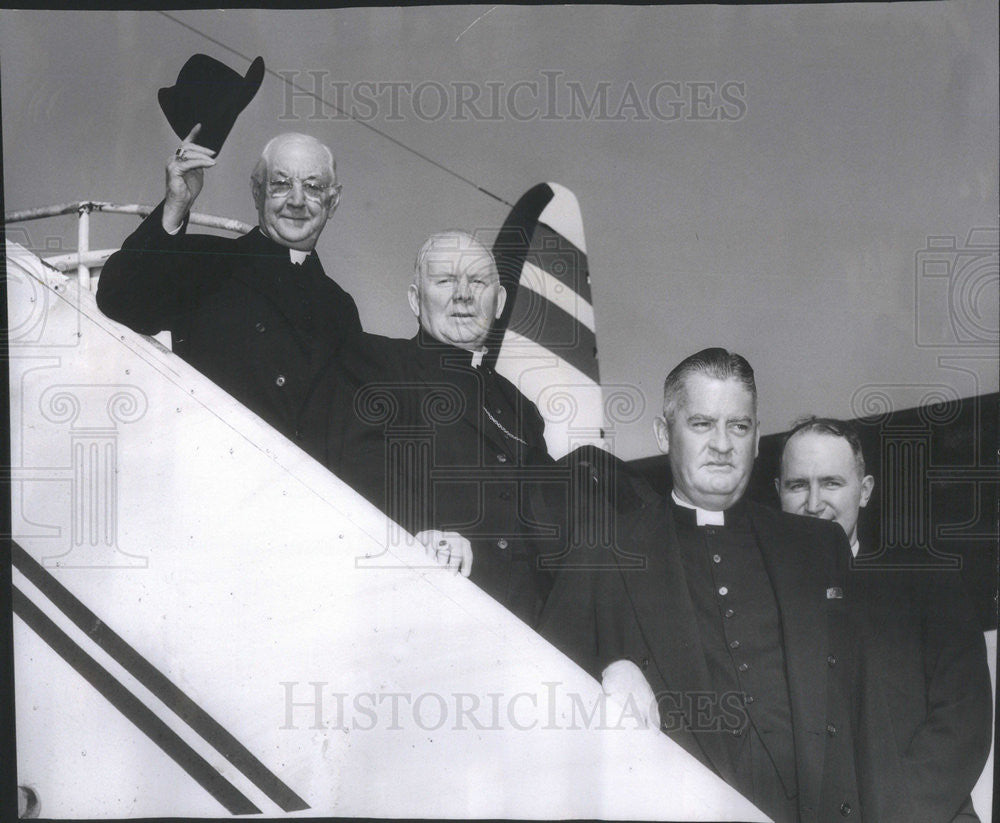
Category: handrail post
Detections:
[
  {"x1": 5, "y1": 202, "x2": 254, "y2": 278},
  {"x1": 77, "y1": 202, "x2": 92, "y2": 291}
]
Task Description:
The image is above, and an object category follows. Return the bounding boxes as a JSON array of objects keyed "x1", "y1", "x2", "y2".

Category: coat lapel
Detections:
[
  {"x1": 415, "y1": 341, "x2": 518, "y2": 460},
  {"x1": 614, "y1": 499, "x2": 736, "y2": 781},
  {"x1": 229, "y1": 230, "x2": 289, "y2": 308},
  {"x1": 230, "y1": 232, "x2": 328, "y2": 352},
  {"x1": 750, "y1": 504, "x2": 830, "y2": 817}
]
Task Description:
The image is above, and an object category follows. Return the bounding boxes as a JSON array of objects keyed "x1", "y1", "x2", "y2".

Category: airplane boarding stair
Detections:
[{"x1": 6, "y1": 238, "x2": 770, "y2": 819}]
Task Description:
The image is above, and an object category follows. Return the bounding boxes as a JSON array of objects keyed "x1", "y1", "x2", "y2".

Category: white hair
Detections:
[
  {"x1": 412, "y1": 230, "x2": 496, "y2": 286},
  {"x1": 250, "y1": 133, "x2": 335, "y2": 184}
]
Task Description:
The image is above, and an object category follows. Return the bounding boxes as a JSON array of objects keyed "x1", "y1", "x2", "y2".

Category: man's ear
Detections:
[
  {"x1": 754, "y1": 424, "x2": 761, "y2": 459},
  {"x1": 859, "y1": 475, "x2": 875, "y2": 508},
  {"x1": 250, "y1": 177, "x2": 263, "y2": 211},
  {"x1": 320, "y1": 196, "x2": 337, "y2": 222},
  {"x1": 773, "y1": 476, "x2": 781, "y2": 497},
  {"x1": 653, "y1": 416, "x2": 670, "y2": 454},
  {"x1": 407, "y1": 283, "x2": 420, "y2": 319},
  {"x1": 494, "y1": 285, "x2": 507, "y2": 319}
]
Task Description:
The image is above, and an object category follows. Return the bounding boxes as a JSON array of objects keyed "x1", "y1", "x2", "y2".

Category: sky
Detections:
[{"x1": 2, "y1": 3, "x2": 997, "y2": 460}]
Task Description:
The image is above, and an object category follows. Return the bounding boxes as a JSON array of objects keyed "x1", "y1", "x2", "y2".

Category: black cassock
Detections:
[
  {"x1": 97, "y1": 201, "x2": 361, "y2": 440},
  {"x1": 300, "y1": 330, "x2": 559, "y2": 626}
]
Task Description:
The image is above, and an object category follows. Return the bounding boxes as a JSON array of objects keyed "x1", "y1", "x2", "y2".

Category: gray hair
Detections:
[{"x1": 662, "y1": 347, "x2": 757, "y2": 421}]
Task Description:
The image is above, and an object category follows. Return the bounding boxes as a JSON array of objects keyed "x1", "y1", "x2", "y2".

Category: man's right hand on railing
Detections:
[
  {"x1": 602, "y1": 659, "x2": 661, "y2": 731},
  {"x1": 414, "y1": 530, "x2": 474, "y2": 578}
]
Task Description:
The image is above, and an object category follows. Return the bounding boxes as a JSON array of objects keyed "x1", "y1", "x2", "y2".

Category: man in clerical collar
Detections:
[
  {"x1": 540, "y1": 347, "x2": 879, "y2": 823},
  {"x1": 301, "y1": 230, "x2": 555, "y2": 626},
  {"x1": 98, "y1": 129, "x2": 360, "y2": 440},
  {"x1": 652, "y1": 348, "x2": 760, "y2": 528},
  {"x1": 776, "y1": 417, "x2": 992, "y2": 823},
  {"x1": 407, "y1": 230, "x2": 506, "y2": 357}
]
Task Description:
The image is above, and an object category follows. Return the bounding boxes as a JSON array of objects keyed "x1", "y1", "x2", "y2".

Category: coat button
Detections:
[
  {"x1": 724, "y1": 608, "x2": 735, "y2": 619},
  {"x1": 718, "y1": 586, "x2": 728, "y2": 596},
  {"x1": 712, "y1": 554, "x2": 722, "y2": 563},
  {"x1": 497, "y1": 538, "x2": 509, "y2": 550},
  {"x1": 729, "y1": 640, "x2": 740, "y2": 650},
  {"x1": 640, "y1": 657, "x2": 650, "y2": 670},
  {"x1": 827, "y1": 655, "x2": 837, "y2": 667},
  {"x1": 737, "y1": 662, "x2": 749, "y2": 673},
  {"x1": 744, "y1": 694, "x2": 755, "y2": 705},
  {"x1": 826, "y1": 723, "x2": 838, "y2": 736},
  {"x1": 839, "y1": 801, "x2": 852, "y2": 816},
  {"x1": 255, "y1": 321, "x2": 266, "y2": 333},
  {"x1": 496, "y1": 453, "x2": 508, "y2": 463},
  {"x1": 731, "y1": 727, "x2": 743, "y2": 737},
  {"x1": 275, "y1": 374, "x2": 286, "y2": 387}
]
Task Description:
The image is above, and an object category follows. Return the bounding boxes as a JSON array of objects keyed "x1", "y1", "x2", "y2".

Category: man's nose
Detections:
[
  {"x1": 805, "y1": 486, "x2": 824, "y2": 513},
  {"x1": 453, "y1": 279, "x2": 472, "y2": 302},
  {"x1": 286, "y1": 181, "x2": 306, "y2": 207},
  {"x1": 708, "y1": 427, "x2": 733, "y2": 452}
]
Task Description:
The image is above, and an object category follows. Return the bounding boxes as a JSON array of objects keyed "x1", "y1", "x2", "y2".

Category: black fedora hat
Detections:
[{"x1": 158, "y1": 54, "x2": 266, "y2": 154}]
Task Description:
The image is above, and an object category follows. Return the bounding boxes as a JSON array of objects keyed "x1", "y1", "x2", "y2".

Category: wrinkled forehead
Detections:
[
  {"x1": 267, "y1": 139, "x2": 335, "y2": 181},
  {"x1": 420, "y1": 237, "x2": 498, "y2": 279}
]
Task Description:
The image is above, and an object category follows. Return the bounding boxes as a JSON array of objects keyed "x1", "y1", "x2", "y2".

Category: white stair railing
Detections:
[{"x1": 4, "y1": 201, "x2": 253, "y2": 290}]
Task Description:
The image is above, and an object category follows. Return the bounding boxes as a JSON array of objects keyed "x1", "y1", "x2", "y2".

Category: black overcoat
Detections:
[
  {"x1": 539, "y1": 484, "x2": 878, "y2": 822},
  {"x1": 301, "y1": 331, "x2": 557, "y2": 625},
  {"x1": 97, "y1": 202, "x2": 361, "y2": 439}
]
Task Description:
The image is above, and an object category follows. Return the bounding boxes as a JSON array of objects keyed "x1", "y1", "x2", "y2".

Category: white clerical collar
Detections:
[
  {"x1": 671, "y1": 491, "x2": 725, "y2": 526},
  {"x1": 849, "y1": 538, "x2": 860, "y2": 558},
  {"x1": 470, "y1": 349, "x2": 487, "y2": 368},
  {"x1": 254, "y1": 228, "x2": 310, "y2": 264}
]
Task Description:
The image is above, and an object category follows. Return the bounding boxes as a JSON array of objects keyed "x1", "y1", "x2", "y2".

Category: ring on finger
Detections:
[{"x1": 175, "y1": 148, "x2": 187, "y2": 161}]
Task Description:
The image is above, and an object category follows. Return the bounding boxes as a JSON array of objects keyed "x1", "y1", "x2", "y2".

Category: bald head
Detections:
[
  {"x1": 251, "y1": 133, "x2": 335, "y2": 185},
  {"x1": 411, "y1": 230, "x2": 488, "y2": 279}
]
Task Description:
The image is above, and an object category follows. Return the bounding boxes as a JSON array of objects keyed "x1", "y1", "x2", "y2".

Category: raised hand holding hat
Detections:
[{"x1": 158, "y1": 53, "x2": 265, "y2": 155}]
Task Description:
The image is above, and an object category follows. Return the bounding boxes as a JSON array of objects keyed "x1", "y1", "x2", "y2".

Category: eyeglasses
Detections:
[{"x1": 266, "y1": 177, "x2": 342, "y2": 204}]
